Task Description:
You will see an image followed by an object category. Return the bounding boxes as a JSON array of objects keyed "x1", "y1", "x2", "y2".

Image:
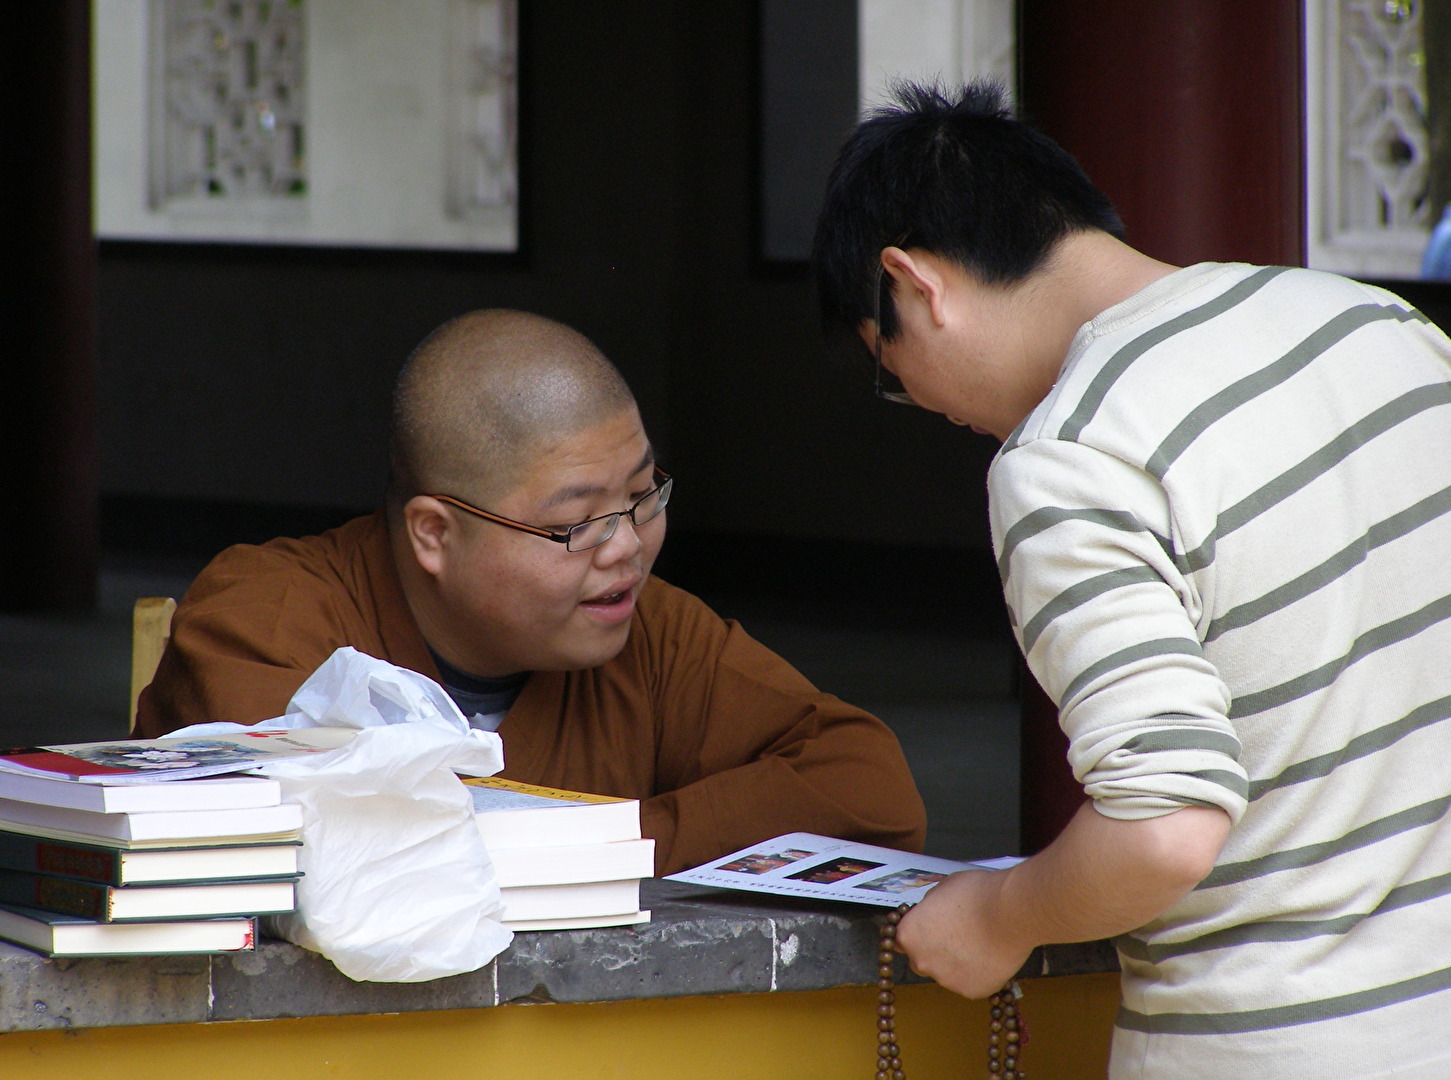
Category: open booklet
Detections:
[{"x1": 665, "y1": 832, "x2": 1023, "y2": 909}]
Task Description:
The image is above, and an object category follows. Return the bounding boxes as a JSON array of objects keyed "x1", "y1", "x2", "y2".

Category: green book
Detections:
[
  {"x1": 0, "y1": 901, "x2": 256, "y2": 957},
  {"x1": 0, "y1": 867, "x2": 297, "y2": 923},
  {"x1": 0, "y1": 827, "x2": 301, "y2": 886}
]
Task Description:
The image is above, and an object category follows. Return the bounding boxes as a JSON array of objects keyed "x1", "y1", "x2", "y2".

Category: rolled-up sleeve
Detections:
[{"x1": 991, "y1": 438, "x2": 1248, "y2": 824}]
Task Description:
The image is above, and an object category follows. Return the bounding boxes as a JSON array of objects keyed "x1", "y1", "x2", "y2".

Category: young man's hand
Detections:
[
  {"x1": 894, "y1": 802, "x2": 1231, "y2": 999},
  {"x1": 895, "y1": 867, "x2": 1033, "y2": 998}
]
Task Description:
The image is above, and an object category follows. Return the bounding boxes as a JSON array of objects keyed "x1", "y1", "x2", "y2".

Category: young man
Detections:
[
  {"x1": 136, "y1": 309, "x2": 926, "y2": 875},
  {"x1": 813, "y1": 81, "x2": 1451, "y2": 1078}
]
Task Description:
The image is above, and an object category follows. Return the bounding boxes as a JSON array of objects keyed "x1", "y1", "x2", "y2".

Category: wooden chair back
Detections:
[{"x1": 130, "y1": 597, "x2": 177, "y2": 733}]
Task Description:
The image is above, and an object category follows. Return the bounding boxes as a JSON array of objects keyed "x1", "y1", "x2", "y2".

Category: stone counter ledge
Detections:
[{"x1": 0, "y1": 880, "x2": 1119, "y2": 1034}]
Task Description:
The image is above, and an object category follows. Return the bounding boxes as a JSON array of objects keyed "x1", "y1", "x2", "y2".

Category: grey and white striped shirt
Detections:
[{"x1": 991, "y1": 262, "x2": 1451, "y2": 1079}]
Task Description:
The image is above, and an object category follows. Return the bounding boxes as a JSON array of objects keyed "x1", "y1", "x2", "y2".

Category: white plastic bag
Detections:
[{"x1": 171, "y1": 647, "x2": 513, "y2": 982}]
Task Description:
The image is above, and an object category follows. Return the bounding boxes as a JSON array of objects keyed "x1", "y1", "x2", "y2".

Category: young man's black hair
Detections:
[{"x1": 811, "y1": 79, "x2": 1124, "y2": 346}]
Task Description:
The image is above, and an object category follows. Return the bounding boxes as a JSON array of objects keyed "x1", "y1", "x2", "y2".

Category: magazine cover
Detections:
[
  {"x1": 0, "y1": 729, "x2": 357, "y2": 785},
  {"x1": 665, "y1": 832, "x2": 1022, "y2": 908}
]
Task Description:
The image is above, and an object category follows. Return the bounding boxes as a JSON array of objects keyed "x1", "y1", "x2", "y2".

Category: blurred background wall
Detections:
[{"x1": 86, "y1": 1, "x2": 1005, "y2": 626}]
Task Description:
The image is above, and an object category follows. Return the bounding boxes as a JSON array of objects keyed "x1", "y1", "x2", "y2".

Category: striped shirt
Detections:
[{"x1": 990, "y1": 263, "x2": 1451, "y2": 1079}]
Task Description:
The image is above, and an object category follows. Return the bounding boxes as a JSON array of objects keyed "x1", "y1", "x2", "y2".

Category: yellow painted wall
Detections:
[{"x1": 0, "y1": 973, "x2": 1118, "y2": 1080}]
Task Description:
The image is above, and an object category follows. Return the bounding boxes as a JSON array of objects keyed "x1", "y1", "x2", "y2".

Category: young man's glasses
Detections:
[
  {"x1": 430, "y1": 468, "x2": 673, "y2": 553},
  {"x1": 872, "y1": 246, "x2": 916, "y2": 406}
]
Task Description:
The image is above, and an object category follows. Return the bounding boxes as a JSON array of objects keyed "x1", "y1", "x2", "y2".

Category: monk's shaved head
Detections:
[{"x1": 389, "y1": 310, "x2": 636, "y2": 505}]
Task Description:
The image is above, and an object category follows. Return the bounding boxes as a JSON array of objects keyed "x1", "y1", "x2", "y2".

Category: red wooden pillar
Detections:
[
  {"x1": 1014, "y1": 0, "x2": 1304, "y2": 852},
  {"x1": 1, "y1": 2, "x2": 98, "y2": 611}
]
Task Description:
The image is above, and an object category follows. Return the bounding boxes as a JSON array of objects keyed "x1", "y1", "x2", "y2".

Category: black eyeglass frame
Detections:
[
  {"x1": 872, "y1": 234, "x2": 916, "y2": 406},
  {"x1": 429, "y1": 467, "x2": 673, "y2": 553}
]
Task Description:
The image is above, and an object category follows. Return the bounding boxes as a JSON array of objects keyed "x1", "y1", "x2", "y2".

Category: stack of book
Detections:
[
  {"x1": 463, "y1": 777, "x2": 654, "y2": 931},
  {"x1": 0, "y1": 734, "x2": 332, "y2": 958}
]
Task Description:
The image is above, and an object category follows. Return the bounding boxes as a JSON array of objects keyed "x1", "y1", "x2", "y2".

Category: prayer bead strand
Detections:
[
  {"x1": 987, "y1": 981, "x2": 1025, "y2": 1079},
  {"x1": 875, "y1": 906, "x2": 906, "y2": 1080},
  {"x1": 876, "y1": 903, "x2": 1026, "y2": 1080}
]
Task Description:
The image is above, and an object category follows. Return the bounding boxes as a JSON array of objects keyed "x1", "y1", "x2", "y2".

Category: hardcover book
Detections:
[
  {"x1": 0, "y1": 828, "x2": 301, "y2": 886},
  {"x1": 0, "y1": 868, "x2": 298, "y2": 922},
  {"x1": 0, "y1": 901, "x2": 257, "y2": 957}
]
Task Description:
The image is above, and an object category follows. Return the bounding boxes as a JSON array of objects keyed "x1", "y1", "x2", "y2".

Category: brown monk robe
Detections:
[{"x1": 137, "y1": 311, "x2": 925, "y2": 874}]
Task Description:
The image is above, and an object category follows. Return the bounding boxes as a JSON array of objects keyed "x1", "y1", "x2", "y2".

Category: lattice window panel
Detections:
[
  {"x1": 1307, "y1": 0, "x2": 1430, "y2": 276},
  {"x1": 148, "y1": 0, "x2": 307, "y2": 208},
  {"x1": 446, "y1": 0, "x2": 518, "y2": 219}
]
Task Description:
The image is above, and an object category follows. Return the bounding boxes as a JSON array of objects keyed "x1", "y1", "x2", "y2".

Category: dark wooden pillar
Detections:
[
  {"x1": 1014, "y1": 0, "x2": 1304, "y2": 852},
  {"x1": 1, "y1": 2, "x2": 98, "y2": 611},
  {"x1": 1020, "y1": 0, "x2": 1304, "y2": 268}
]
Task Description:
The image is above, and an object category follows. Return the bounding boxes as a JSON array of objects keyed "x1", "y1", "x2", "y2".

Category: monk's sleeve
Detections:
[
  {"x1": 134, "y1": 545, "x2": 357, "y2": 736},
  {"x1": 637, "y1": 584, "x2": 927, "y2": 874}
]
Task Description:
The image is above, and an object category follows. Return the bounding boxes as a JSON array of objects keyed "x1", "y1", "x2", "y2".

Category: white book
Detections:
[
  {"x1": 498, "y1": 878, "x2": 641, "y2": 922},
  {"x1": 0, "y1": 902, "x2": 256, "y2": 957},
  {"x1": 463, "y1": 777, "x2": 641, "y2": 849},
  {"x1": 0, "y1": 773, "x2": 283, "y2": 814},
  {"x1": 504, "y1": 909, "x2": 652, "y2": 932},
  {"x1": 489, "y1": 838, "x2": 655, "y2": 888},
  {"x1": 0, "y1": 797, "x2": 304, "y2": 845}
]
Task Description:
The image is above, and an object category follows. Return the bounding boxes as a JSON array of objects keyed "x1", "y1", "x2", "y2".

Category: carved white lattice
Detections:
[
  {"x1": 1307, "y1": 0, "x2": 1429, "y2": 276},
  {"x1": 148, "y1": 0, "x2": 307, "y2": 208},
  {"x1": 446, "y1": 0, "x2": 518, "y2": 218}
]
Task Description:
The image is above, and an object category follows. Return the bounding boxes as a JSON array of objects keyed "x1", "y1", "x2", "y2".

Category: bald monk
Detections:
[{"x1": 137, "y1": 310, "x2": 926, "y2": 874}]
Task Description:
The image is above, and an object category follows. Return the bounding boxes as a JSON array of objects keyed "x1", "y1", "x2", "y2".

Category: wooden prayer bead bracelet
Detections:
[{"x1": 876, "y1": 904, "x2": 1026, "y2": 1080}]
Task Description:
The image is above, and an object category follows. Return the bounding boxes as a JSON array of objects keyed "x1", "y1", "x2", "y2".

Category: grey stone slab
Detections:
[
  {"x1": 0, "y1": 944, "x2": 210, "y2": 1031},
  {"x1": 494, "y1": 881, "x2": 916, "y2": 1004},
  {"x1": 497, "y1": 909, "x2": 774, "y2": 1003},
  {"x1": 636, "y1": 883, "x2": 1119, "y2": 992},
  {"x1": 647, "y1": 882, "x2": 903, "y2": 993},
  {"x1": 762, "y1": 907, "x2": 887, "y2": 992},
  {"x1": 0, "y1": 882, "x2": 1120, "y2": 1033},
  {"x1": 1028, "y1": 940, "x2": 1121, "y2": 978},
  {"x1": 210, "y1": 938, "x2": 499, "y2": 1021}
]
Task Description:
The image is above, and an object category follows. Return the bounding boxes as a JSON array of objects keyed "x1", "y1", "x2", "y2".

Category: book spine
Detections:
[
  {"x1": 0, "y1": 870, "x2": 108, "y2": 920},
  {"x1": 32, "y1": 841, "x2": 119, "y2": 884},
  {"x1": 0, "y1": 832, "x2": 119, "y2": 883}
]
